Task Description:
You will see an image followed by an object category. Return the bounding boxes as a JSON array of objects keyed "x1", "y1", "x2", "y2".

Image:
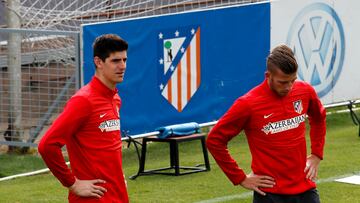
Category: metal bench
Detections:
[{"x1": 129, "y1": 133, "x2": 210, "y2": 179}]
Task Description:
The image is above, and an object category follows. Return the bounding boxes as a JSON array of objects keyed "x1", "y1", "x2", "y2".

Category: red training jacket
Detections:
[
  {"x1": 38, "y1": 76, "x2": 129, "y2": 202},
  {"x1": 207, "y1": 79, "x2": 326, "y2": 195}
]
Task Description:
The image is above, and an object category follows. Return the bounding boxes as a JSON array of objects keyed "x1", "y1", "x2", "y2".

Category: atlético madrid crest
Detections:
[
  {"x1": 157, "y1": 26, "x2": 201, "y2": 112},
  {"x1": 293, "y1": 100, "x2": 303, "y2": 114}
]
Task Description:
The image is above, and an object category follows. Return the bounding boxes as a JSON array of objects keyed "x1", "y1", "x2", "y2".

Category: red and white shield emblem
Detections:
[
  {"x1": 158, "y1": 26, "x2": 201, "y2": 112},
  {"x1": 293, "y1": 100, "x2": 303, "y2": 114}
]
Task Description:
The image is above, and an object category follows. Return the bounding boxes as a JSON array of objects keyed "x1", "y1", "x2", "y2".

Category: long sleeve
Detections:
[
  {"x1": 307, "y1": 85, "x2": 326, "y2": 159},
  {"x1": 38, "y1": 96, "x2": 91, "y2": 187},
  {"x1": 206, "y1": 97, "x2": 251, "y2": 185}
]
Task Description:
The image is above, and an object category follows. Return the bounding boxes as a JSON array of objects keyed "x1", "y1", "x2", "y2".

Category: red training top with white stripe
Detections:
[
  {"x1": 207, "y1": 79, "x2": 326, "y2": 195},
  {"x1": 38, "y1": 76, "x2": 128, "y2": 203}
]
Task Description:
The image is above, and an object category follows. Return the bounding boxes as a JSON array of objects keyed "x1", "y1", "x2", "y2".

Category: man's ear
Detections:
[
  {"x1": 94, "y1": 56, "x2": 102, "y2": 69},
  {"x1": 265, "y1": 71, "x2": 270, "y2": 79}
]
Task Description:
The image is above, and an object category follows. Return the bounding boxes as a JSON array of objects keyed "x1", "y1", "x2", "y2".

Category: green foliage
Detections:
[{"x1": 0, "y1": 111, "x2": 359, "y2": 203}]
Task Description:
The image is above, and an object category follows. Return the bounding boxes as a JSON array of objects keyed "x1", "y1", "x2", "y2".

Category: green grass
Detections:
[
  {"x1": 0, "y1": 111, "x2": 360, "y2": 202},
  {"x1": 0, "y1": 154, "x2": 46, "y2": 178}
]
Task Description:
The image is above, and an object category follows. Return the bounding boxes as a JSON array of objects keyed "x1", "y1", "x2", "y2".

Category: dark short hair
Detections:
[
  {"x1": 266, "y1": 44, "x2": 298, "y2": 74},
  {"x1": 93, "y1": 34, "x2": 128, "y2": 62}
]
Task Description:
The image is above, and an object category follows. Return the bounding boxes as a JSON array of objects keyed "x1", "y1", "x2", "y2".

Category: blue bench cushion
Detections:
[{"x1": 156, "y1": 122, "x2": 200, "y2": 139}]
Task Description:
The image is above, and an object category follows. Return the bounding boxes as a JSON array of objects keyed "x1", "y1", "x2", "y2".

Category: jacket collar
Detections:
[{"x1": 90, "y1": 76, "x2": 118, "y2": 98}]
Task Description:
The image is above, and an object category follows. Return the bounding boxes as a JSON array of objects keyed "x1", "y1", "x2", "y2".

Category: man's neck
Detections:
[{"x1": 94, "y1": 74, "x2": 116, "y2": 90}]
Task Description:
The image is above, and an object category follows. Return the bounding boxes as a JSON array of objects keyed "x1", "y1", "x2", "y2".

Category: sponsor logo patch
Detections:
[
  {"x1": 99, "y1": 119, "x2": 120, "y2": 132},
  {"x1": 262, "y1": 114, "x2": 306, "y2": 135}
]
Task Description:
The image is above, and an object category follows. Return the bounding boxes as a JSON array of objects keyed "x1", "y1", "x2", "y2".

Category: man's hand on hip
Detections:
[
  {"x1": 69, "y1": 178, "x2": 107, "y2": 198},
  {"x1": 240, "y1": 172, "x2": 275, "y2": 196}
]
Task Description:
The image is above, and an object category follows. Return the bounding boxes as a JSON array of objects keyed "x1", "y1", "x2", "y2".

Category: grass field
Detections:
[{"x1": 0, "y1": 110, "x2": 360, "y2": 202}]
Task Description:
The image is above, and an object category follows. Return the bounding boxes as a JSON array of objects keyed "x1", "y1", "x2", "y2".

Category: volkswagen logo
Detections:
[{"x1": 287, "y1": 3, "x2": 345, "y2": 97}]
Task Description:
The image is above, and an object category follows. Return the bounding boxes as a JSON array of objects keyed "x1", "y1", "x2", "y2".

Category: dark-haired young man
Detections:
[
  {"x1": 207, "y1": 44, "x2": 326, "y2": 203},
  {"x1": 39, "y1": 34, "x2": 129, "y2": 203}
]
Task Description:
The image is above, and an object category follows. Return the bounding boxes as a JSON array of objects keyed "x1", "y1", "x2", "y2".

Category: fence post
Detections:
[{"x1": 6, "y1": 0, "x2": 23, "y2": 152}]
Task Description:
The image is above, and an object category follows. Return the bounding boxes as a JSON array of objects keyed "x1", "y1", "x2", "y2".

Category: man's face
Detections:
[
  {"x1": 94, "y1": 51, "x2": 127, "y2": 87},
  {"x1": 266, "y1": 67, "x2": 297, "y2": 97}
]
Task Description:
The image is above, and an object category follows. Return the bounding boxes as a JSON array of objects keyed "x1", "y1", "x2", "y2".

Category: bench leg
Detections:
[
  {"x1": 171, "y1": 141, "x2": 180, "y2": 175},
  {"x1": 201, "y1": 137, "x2": 211, "y2": 171},
  {"x1": 170, "y1": 141, "x2": 175, "y2": 168},
  {"x1": 129, "y1": 139, "x2": 147, "y2": 180},
  {"x1": 139, "y1": 139, "x2": 147, "y2": 173}
]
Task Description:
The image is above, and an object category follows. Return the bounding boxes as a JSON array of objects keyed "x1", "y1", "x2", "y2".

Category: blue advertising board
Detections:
[{"x1": 82, "y1": 2, "x2": 270, "y2": 135}]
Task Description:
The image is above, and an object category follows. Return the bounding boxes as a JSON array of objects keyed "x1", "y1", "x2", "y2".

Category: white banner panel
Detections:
[{"x1": 271, "y1": 0, "x2": 360, "y2": 104}]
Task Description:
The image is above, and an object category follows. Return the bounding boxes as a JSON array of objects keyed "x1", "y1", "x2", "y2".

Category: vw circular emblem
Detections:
[{"x1": 287, "y1": 3, "x2": 345, "y2": 97}]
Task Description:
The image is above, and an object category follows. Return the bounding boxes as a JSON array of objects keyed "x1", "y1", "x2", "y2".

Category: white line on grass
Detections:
[
  {"x1": 0, "y1": 168, "x2": 50, "y2": 181},
  {"x1": 195, "y1": 171, "x2": 360, "y2": 203},
  {"x1": 0, "y1": 161, "x2": 70, "y2": 182}
]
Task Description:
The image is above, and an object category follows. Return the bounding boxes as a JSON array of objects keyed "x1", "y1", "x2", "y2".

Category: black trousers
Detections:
[{"x1": 253, "y1": 188, "x2": 320, "y2": 203}]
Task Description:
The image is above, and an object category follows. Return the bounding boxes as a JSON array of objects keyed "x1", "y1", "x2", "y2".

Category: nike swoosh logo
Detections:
[
  {"x1": 100, "y1": 113, "x2": 107, "y2": 118},
  {"x1": 264, "y1": 113, "x2": 273, "y2": 119}
]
